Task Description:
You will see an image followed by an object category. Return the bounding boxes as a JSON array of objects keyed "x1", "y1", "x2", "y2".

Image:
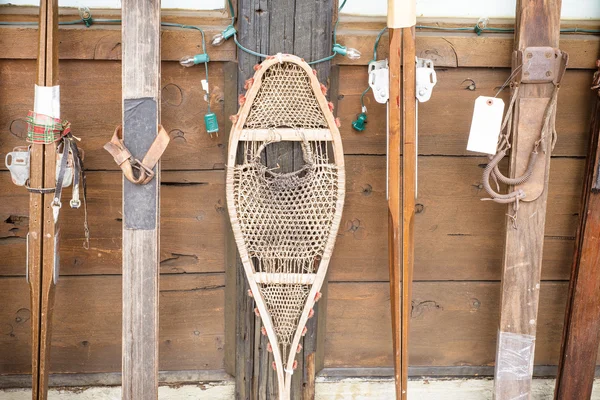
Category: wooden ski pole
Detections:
[
  {"x1": 120, "y1": 1, "x2": 162, "y2": 399},
  {"x1": 493, "y1": 1, "x2": 564, "y2": 399},
  {"x1": 554, "y1": 60, "x2": 600, "y2": 400},
  {"x1": 30, "y1": 0, "x2": 59, "y2": 398},
  {"x1": 387, "y1": 0, "x2": 416, "y2": 398}
]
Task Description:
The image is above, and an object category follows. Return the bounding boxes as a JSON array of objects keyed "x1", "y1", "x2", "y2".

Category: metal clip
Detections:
[
  {"x1": 416, "y1": 57, "x2": 437, "y2": 103},
  {"x1": 131, "y1": 158, "x2": 155, "y2": 182},
  {"x1": 5, "y1": 146, "x2": 30, "y2": 187},
  {"x1": 52, "y1": 198, "x2": 62, "y2": 223},
  {"x1": 70, "y1": 184, "x2": 81, "y2": 209},
  {"x1": 368, "y1": 60, "x2": 389, "y2": 104}
]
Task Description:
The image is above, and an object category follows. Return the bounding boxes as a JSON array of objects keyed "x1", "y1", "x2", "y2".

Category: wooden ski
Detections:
[
  {"x1": 120, "y1": 1, "x2": 162, "y2": 399},
  {"x1": 493, "y1": 1, "x2": 563, "y2": 398},
  {"x1": 554, "y1": 60, "x2": 600, "y2": 400},
  {"x1": 29, "y1": 1, "x2": 59, "y2": 398},
  {"x1": 387, "y1": 0, "x2": 416, "y2": 398}
]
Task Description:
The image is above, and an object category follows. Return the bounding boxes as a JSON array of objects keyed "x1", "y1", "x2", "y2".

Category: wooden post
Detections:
[
  {"x1": 229, "y1": 0, "x2": 333, "y2": 398},
  {"x1": 121, "y1": 1, "x2": 161, "y2": 399},
  {"x1": 554, "y1": 61, "x2": 600, "y2": 400},
  {"x1": 387, "y1": 0, "x2": 416, "y2": 398},
  {"x1": 493, "y1": 1, "x2": 562, "y2": 399},
  {"x1": 30, "y1": 0, "x2": 59, "y2": 398}
]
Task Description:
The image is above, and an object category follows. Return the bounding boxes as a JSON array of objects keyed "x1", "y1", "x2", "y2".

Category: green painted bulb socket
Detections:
[
  {"x1": 204, "y1": 112, "x2": 219, "y2": 134},
  {"x1": 352, "y1": 112, "x2": 367, "y2": 132}
]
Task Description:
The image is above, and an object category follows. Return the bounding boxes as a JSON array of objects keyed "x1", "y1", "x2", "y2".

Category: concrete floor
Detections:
[{"x1": 2, "y1": 378, "x2": 600, "y2": 399}]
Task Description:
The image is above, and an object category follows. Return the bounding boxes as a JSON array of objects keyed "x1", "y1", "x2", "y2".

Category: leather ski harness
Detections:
[
  {"x1": 25, "y1": 111, "x2": 90, "y2": 249},
  {"x1": 104, "y1": 125, "x2": 170, "y2": 185},
  {"x1": 482, "y1": 47, "x2": 569, "y2": 227}
]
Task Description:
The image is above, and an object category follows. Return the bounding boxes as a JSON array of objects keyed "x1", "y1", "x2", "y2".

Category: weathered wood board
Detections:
[
  {"x1": 2, "y1": 278, "x2": 598, "y2": 374},
  {"x1": 0, "y1": 274, "x2": 225, "y2": 374},
  {"x1": 0, "y1": 60, "x2": 228, "y2": 172},
  {"x1": 0, "y1": 156, "x2": 583, "y2": 281},
  {"x1": 554, "y1": 67, "x2": 600, "y2": 400},
  {"x1": 0, "y1": 11, "x2": 598, "y2": 382},
  {"x1": 0, "y1": 63, "x2": 592, "y2": 168},
  {"x1": 0, "y1": 24, "x2": 597, "y2": 69}
]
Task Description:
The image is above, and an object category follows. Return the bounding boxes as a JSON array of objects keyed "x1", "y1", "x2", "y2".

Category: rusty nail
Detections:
[
  {"x1": 526, "y1": 53, "x2": 533, "y2": 59},
  {"x1": 545, "y1": 52, "x2": 552, "y2": 59},
  {"x1": 546, "y1": 71, "x2": 552, "y2": 77}
]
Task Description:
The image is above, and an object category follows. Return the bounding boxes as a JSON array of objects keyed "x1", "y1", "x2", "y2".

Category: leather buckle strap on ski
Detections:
[
  {"x1": 481, "y1": 47, "x2": 568, "y2": 217},
  {"x1": 104, "y1": 124, "x2": 170, "y2": 185}
]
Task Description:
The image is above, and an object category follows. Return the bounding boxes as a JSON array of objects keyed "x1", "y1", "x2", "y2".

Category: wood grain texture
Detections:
[
  {"x1": 554, "y1": 72, "x2": 600, "y2": 399},
  {"x1": 121, "y1": 1, "x2": 161, "y2": 399},
  {"x1": 31, "y1": 1, "x2": 60, "y2": 399},
  {"x1": 494, "y1": 1, "x2": 563, "y2": 399},
  {"x1": 122, "y1": 230, "x2": 159, "y2": 399},
  {"x1": 0, "y1": 274, "x2": 225, "y2": 375},
  {"x1": 387, "y1": 26, "x2": 403, "y2": 400},
  {"x1": 0, "y1": 15, "x2": 598, "y2": 382},
  {"x1": 335, "y1": 31, "x2": 599, "y2": 69},
  {"x1": 1, "y1": 279, "x2": 588, "y2": 375},
  {"x1": 400, "y1": 26, "x2": 417, "y2": 400},
  {"x1": 0, "y1": 156, "x2": 583, "y2": 282},
  {"x1": 324, "y1": 281, "x2": 587, "y2": 369},
  {"x1": 1, "y1": 23, "x2": 598, "y2": 69},
  {"x1": 0, "y1": 63, "x2": 592, "y2": 171},
  {"x1": 334, "y1": 67, "x2": 592, "y2": 157}
]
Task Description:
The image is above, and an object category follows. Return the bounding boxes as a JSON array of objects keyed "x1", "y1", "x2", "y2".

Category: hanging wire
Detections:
[
  {"x1": 416, "y1": 24, "x2": 599, "y2": 34},
  {"x1": 0, "y1": 15, "x2": 212, "y2": 111},
  {"x1": 161, "y1": 22, "x2": 211, "y2": 112},
  {"x1": 225, "y1": 0, "x2": 349, "y2": 65}
]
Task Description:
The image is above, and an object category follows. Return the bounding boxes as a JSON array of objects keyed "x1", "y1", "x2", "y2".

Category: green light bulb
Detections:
[{"x1": 352, "y1": 113, "x2": 367, "y2": 132}]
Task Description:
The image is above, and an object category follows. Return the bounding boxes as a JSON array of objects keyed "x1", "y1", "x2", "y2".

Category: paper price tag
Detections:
[{"x1": 467, "y1": 96, "x2": 505, "y2": 155}]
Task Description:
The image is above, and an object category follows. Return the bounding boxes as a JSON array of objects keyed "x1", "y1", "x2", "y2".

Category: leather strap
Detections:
[{"x1": 103, "y1": 124, "x2": 170, "y2": 185}]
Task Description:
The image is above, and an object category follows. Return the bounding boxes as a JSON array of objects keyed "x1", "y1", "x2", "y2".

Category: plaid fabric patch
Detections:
[{"x1": 26, "y1": 111, "x2": 71, "y2": 144}]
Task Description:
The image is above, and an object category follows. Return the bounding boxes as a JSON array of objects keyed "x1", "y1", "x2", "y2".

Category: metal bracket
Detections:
[
  {"x1": 416, "y1": 58, "x2": 437, "y2": 103},
  {"x1": 519, "y1": 47, "x2": 569, "y2": 84},
  {"x1": 368, "y1": 60, "x2": 389, "y2": 104}
]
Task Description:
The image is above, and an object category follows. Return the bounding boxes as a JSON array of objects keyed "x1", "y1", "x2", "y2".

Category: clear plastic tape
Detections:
[{"x1": 495, "y1": 331, "x2": 536, "y2": 383}]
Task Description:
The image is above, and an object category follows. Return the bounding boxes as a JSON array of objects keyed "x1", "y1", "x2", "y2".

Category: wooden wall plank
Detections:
[
  {"x1": 335, "y1": 31, "x2": 600, "y2": 69},
  {"x1": 324, "y1": 281, "x2": 596, "y2": 368},
  {"x1": 0, "y1": 156, "x2": 582, "y2": 282},
  {"x1": 4, "y1": 278, "x2": 597, "y2": 374},
  {"x1": 0, "y1": 60, "x2": 228, "y2": 172},
  {"x1": 1, "y1": 63, "x2": 592, "y2": 170},
  {"x1": 330, "y1": 156, "x2": 582, "y2": 282},
  {"x1": 335, "y1": 67, "x2": 593, "y2": 157},
  {"x1": 0, "y1": 26, "x2": 236, "y2": 62},
  {"x1": 0, "y1": 25, "x2": 597, "y2": 69},
  {"x1": 0, "y1": 274, "x2": 225, "y2": 375},
  {"x1": 0, "y1": 170, "x2": 226, "y2": 276}
]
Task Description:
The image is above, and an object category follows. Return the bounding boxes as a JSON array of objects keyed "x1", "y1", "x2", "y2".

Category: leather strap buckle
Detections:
[{"x1": 104, "y1": 124, "x2": 170, "y2": 185}]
